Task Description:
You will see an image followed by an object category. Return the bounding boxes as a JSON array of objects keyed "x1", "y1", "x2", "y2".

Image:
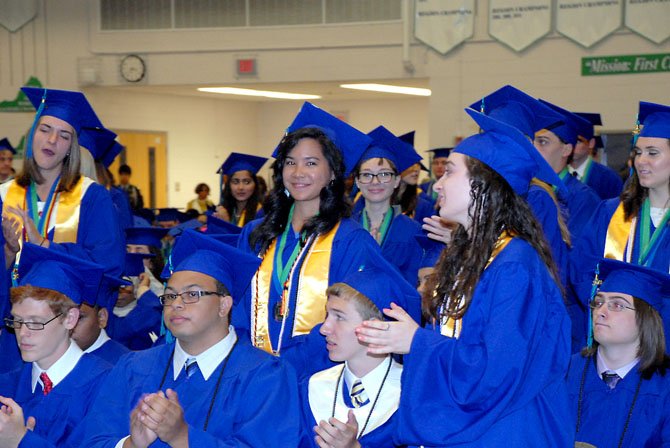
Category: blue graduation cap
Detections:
[
  {"x1": 340, "y1": 262, "x2": 419, "y2": 320},
  {"x1": 638, "y1": 101, "x2": 670, "y2": 139},
  {"x1": 133, "y1": 208, "x2": 156, "y2": 225},
  {"x1": 167, "y1": 217, "x2": 203, "y2": 238},
  {"x1": 162, "y1": 229, "x2": 261, "y2": 301},
  {"x1": 96, "y1": 274, "x2": 132, "y2": 312},
  {"x1": 538, "y1": 99, "x2": 592, "y2": 146},
  {"x1": 427, "y1": 147, "x2": 452, "y2": 159},
  {"x1": 21, "y1": 87, "x2": 103, "y2": 135},
  {"x1": 361, "y1": 125, "x2": 422, "y2": 173},
  {"x1": 415, "y1": 234, "x2": 443, "y2": 269},
  {"x1": 0, "y1": 138, "x2": 16, "y2": 155},
  {"x1": 123, "y1": 252, "x2": 155, "y2": 277},
  {"x1": 574, "y1": 112, "x2": 602, "y2": 140},
  {"x1": 398, "y1": 131, "x2": 415, "y2": 147},
  {"x1": 154, "y1": 208, "x2": 189, "y2": 224},
  {"x1": 455, "y1": 108, "x2": 541, "y2": 195},
  {"x1": 17, "y1": 242, "x2": 105, "y2": 305},
  {"x1": 596, "y1": 259, "x2": 670, "y2": 312},
  {"x1": 205, "y1": 213, "x2": 242, "y2": 235},
  {"x1": 205, "y1": 233, "x2": 240, "y2": 247},
  {"x1": 125, "y1": 226, "x2": 169, "y2": 248},
  {"x1": 273, "y1": 102, "x2": 373, "y2": 176},
  {"x1": 79, "y1": 127, "x2": 123, "y2": 168},
  {"x1": 217, "y1": 152, "x2": 267, "y2": 176},
  {"x1": 470, "y1": 85, "x2": 564, "y2": 138}
]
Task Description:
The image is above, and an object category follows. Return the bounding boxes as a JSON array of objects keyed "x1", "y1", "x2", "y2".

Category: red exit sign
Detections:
[{"x1": 236, "y1": 58, "x2": 257, "y2": 75}]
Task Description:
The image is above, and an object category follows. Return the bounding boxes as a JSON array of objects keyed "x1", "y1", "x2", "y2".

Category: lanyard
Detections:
[
  {"x1": 26, "y1": 177, "x2": 60, "y2": 239},
  {"x1": 273, "y1": 205, "x2": 305, "y2": 288},
  {"x1": 362, "y1": 207, "x2": 393, "y2": 246},
  {"x1": 637, "y1": 198, "x2": 670, "y2": 266}
]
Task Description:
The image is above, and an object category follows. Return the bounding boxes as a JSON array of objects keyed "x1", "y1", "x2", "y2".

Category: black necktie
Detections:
[{"x1": 602, "y1": 371, "x2": 621, "y2": 389}]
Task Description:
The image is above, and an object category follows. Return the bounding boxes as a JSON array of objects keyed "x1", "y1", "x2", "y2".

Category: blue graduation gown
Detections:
[
  {"x1": 394, "y1": 238, "x2": 572, "y2": 447},
  {"x1": 0, "y1": 328, "x2": 22, "y2": 374},
  {"x1": 566, "y1": 354, "x2": 670, "y2": 448},
  {"x1": 107, "y1": 290, "x2": 163, "y2": 351},
  {"x1": 351, "y1": 209, "x2": 423, "y2": 285},
  {"x1": 235, "y1": 218, "x2": 383, "y2": 377},
  {"x1": 109, "y1": 186, "x2": 133, "y2": 233},
  {"x1": 80, "y1": 337, "x2": 301, "y2": 447},
  {"x1": 583, "y1": 160, "x2": 624, "y2": 200},
  {"x1": 570, "y1": 198, "x2": 670, "y2": 346},
  {"x1": 89, "y1": 338, "x2": 131, "y2": 365},
  {"x1": 561, "y1": 174, "x2": 600, "y2": 241},
  {"x1": 0, "y1": 354, "x2": 111, "y2": 448}
]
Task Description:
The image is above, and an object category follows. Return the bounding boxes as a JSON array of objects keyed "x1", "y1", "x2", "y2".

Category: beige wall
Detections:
[{"x1": 0, "y1": 0, "x2": 668, "y2": 206}]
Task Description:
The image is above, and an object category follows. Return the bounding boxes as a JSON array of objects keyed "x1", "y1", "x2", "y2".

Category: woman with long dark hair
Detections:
[
  {"x1": 567, "y1": 259, "x2": 670, "y2": 448},
  {"x1": 356, "y1": 109, "x2": 572, "y2": 446},
  {"x1": 236, "y1": 102, "x2": 382, "y2": 376},
  {"x1": 216, "y1": 152, "x2": 267, "y2": 227}
]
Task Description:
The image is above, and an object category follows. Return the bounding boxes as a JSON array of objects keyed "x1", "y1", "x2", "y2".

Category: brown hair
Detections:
[
  {"x1": 16, "y1": 116, "x2": 82, "y2": 192},
  {"x1": 11, "y1": 285, "x2": 77, "y2": 317},
  {"x1": 424, "y1": 156, "x2": 559, "y2": 322},
  {"x1": 620, "y1": 138, "x2": 670, "y2": 220},
  {"x1": 326, "y1": 283, "x2": 383, "y2": 321}
]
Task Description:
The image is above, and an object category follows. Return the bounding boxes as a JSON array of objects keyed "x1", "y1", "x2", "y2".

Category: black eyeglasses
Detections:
[
  {"x1": 158, "y1": 291, "x2": 222, "y2": 306},
  {"x1": 357, "y1": 171, "x2": 396, "y2": 184},
  {"x1": 4, "y1": 313, "x2": 63, "y2": 331},
  {"x1": 589, "y1": 298, "x2": 635, "y2": 313}
]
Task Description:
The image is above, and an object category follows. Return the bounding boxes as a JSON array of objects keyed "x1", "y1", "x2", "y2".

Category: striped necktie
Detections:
[
  {"x1": 602, "y1": 371, "x2": 621, "y2": 389},
  {"x1": 184, "y1": 357, "x2": 199, "y2": 380},
  {"x1": 350, "y1": 379, "x2": 370, "y2": 408}
]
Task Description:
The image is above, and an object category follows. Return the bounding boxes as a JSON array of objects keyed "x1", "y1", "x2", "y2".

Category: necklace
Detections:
[
  {"x1": 575, "y1": 355, "x2": 643, "y2": 448},
  {"x1": 331, "y1": 357, "x2": 393, "y2": 439},
  {"x1": 159, "y1": 339, "x2": 238, "y2": 431}
]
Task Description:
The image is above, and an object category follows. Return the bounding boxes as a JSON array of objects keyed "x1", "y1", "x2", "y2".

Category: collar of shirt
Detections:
[
  {"x1": 172, "y1": 326, "x2": 237, "y2": 381},
  {"x1": 84, "y1": 328, "x2": 111, "y2": 354},
  {"x1": 596, "y1": 349, "x2": 639, "y2": 380},
  {"x1": 113, "y1": 298, "x2": 138, "y2": 317},
  {"x1": 570, "y1": 156, "x2": 591, "y2": 179},
  {"x1": 343, "y1": 356, "x2": 392, "y2": 399},
  {"x1": 31, "y1": 340, "x2": 84, "y2": 393}
]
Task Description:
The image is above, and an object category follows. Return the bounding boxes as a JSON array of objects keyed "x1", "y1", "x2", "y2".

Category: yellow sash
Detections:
[
  {"x1": 251, "y1": 222, "x2": 340, "y2": 355},
  {"x1": 441, "y1": 232, "x2": 514, "y2": 339},
  {"x1": 604, "y1": 202, "x2": 631, "y2": 261},
  {"x1": 3, "y1": 177, "x2": 86, "y2": 244}
]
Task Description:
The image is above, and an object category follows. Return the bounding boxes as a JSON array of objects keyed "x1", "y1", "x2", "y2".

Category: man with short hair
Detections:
[
  {"x1": 118, "y1": 164, "x2": 144, "y2": 211},
  {"x1": 0, "y1": 138, "x2": 15, "y2": 184}
]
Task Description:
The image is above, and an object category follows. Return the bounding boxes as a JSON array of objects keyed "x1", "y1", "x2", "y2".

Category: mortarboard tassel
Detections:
[
  {"x1": 25, "y1": 89, "x2": 48, "y2": 160},
  {"x1": 587, "y1": 264, "x2": 602, "y2": 348}
]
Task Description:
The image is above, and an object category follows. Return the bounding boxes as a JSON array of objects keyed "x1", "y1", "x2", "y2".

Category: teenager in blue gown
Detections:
[
  {"x1": 356, "y1": 109, "x2": 572, "y2": 447},
  {"x1": 0, "y1": 88, "x2": 124, "y2": 320},
  {"x1": 570, "y1": 112, "x2": 624, "y2": 200},
  {"x1": 80, "y1": 229, "x2": 300, "y2": 447},
  {"x1": 351, "y1": 125, "x2": 423, "y2": 286},
  {"x1": 572, "y1": 101, "x2": 670, "y2": 344},
  {"x1": 566, "y1": 259, "x2": 670, "y2": 447},
  {"x1": 419, "y1": 147, "x2": 450, "y2": 206},
  {"x1": 236, "y1": 103, "x2": 382, "y2": 377},
  {"x1": 215, "y1": 152, "x2": 267, "y2": 227},
  {"x1": 300, "y1": 265, "x2": 418, "y2": 448},
  {"x1": 0, "y1": 243, "x2": 111, "y2": 448}
]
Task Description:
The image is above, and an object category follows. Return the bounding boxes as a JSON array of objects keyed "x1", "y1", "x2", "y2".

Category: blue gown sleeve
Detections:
[
  {"x1": 395, "y1": 248, "x2": 571, "y2": 446},
  {"x1": 47, "y1": 183, "x2": 124, "y2": 278},
  {"x1": 107, "y1": 290, "x2": 162, "y2": 350}
]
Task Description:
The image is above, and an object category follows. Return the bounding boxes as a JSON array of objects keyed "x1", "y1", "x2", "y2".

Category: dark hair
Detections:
[
  {"x1": 581, "y1": 297, "x2": 669, "y2": 379},
  {"x1": 147, "y1": 245, "x2": 166, "y2": 281},
  {"x1": 222, "y1": 170, "x2": 261, "y2": 227},
  {"x1": 424, "y1": 156, "x2": 559, "y2": 321},
  {"x1": 95, "y1": 162, "x2": 114, "y2": 189},
  {"x1": 118, "y1": 164, "x2": 131, "y2": 175},
  {"x1": 195, "y1": 183, "x2": 210, "y2": 194},
  {"x1": 620, "y1": 139, "x2": 670, "y2": 220},
  {"x1": 249, "y1": 127, "x2": 350, "y2": 253},
  {"x1": 352, "y1": 156, "x2": 398, "y2": 178},
  {"x1": 16, "y1": 120, "x2": 82, "y2": 192},
  {"x1": 393, "y1": 182, "x2": 419, "y2": 216}
]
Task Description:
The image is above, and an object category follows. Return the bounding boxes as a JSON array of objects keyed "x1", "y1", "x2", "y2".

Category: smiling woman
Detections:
[{"x1": 0, "y1": 88, "x2": 124, "y2": 319}]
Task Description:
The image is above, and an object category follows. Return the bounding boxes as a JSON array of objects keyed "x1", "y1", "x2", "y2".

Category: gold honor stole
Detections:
[
  {"x1": 440, "y1": 232, "x2": 515, "y2": 339},
  {"x1": 604, "y1": 202, "x2": 632, "y2": 261},
  {"x1": 251, "y1": 222, "x2": 340, "y2": 355},
  {"x1": 236, "y1": 203, "x2": 263, "y2": 227},
  {"x1": 2, "y1": 177, "x2": 90, "y2": 245}
]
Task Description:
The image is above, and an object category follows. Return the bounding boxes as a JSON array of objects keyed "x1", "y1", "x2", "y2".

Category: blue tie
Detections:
[
  {"x1": 602, "y1": 371, "x2": 621, "y2": 389},
  {"x1": 185, "y1": 357, "x2": 199, "y2": 380},
  {"x1": 350, "y1": 379, "x2": 370, "y2": 408}
]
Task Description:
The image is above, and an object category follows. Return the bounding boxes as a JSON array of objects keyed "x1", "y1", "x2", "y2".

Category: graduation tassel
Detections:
[
  {"x1": 587, "y1": 264, "x2": 602, "y2": 348},
  {"x1": 631, "y1": 113, "x2": 640, "y2": 148},
  {"x1": 25, "y1": 89, "x2": 48, "y2": 160},
  {"x1": 160, "y1": 253, "x2": 175, "y2": 344}
]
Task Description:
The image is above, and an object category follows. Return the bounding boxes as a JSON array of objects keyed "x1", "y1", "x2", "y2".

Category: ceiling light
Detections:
[
  {"x1": 198, "y1": 87, "x2": 320, "y2": 100},
  {"x1": 340, "y1": 83, "x2": 431, "y2": 96}
]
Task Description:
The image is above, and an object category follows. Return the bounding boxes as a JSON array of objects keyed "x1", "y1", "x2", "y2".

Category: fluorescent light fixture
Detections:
[
  {"x1": 198, "y1": 87, "x2": 320, "y2": 100},
  {"x1": 340, "y1": 83, "x2": 431, "y2": 96}
]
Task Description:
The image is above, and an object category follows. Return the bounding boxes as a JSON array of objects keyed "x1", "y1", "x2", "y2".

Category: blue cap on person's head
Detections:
[
  {"x1": 21, "y1": 87, "x2": 102, "y2": 135},
  {"x1": 360, "y1": 125, "x2": 422, "y2": 173},
  {"x1": 217, "y1": 152, "x2": 268, "y2": 176},
  {"x1": 273, "y1": 102, "x2": 373, "y2": 177},
  {"x1": 537, "y1": 99, "x2": 592, "y2": 146},
  {"x1": 17, "y1": 243, "x2": 104, "y2": 305},
  {"x1": 596, "y1": 258, "x2": 670, "y2": 312},
  {"x1": 95, "y1": 275, "x2": 132, "y2": 312},
  {"x1": 0, "y1": 138, "x2": 16, "y2": 155},
  {"x1": 79, "y1": 127, "x2": 123, "y2": 168},
  {"x1": 154, "y1": 208, "x2": 189, "y2": 224},
  {"x1": 123, "y1": 252, "x2": 155, "y2": 277},
  {"x1": 638, "y1": 101, "x2": 670, "y2": 139},
  {"x1": 205, "y1": 213, "x2": 242, "y2": 235},
  {"x1": 427, "y1": 147, "x2": 452, "y2": 159},
  {"x1": 574, "y1": 112, "x2": 602, "y2": 141},
  {"x1": 162, "y1": 229, "x2": 261, "y2": 301},
  {"x1": 126, "y1": 226, "x2": 169, "y2": 248},
  {"x1": 470, "y1": 85, "x2": 564, "y2": 138}
]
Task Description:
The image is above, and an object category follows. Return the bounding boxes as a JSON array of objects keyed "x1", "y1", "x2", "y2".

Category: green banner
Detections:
[
  {"x1": 582, "y1": 53, "x2": 670, "y2": 76},
  {"x1": 0, "y1": 76, "x2": 42, "y2": 112}
]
